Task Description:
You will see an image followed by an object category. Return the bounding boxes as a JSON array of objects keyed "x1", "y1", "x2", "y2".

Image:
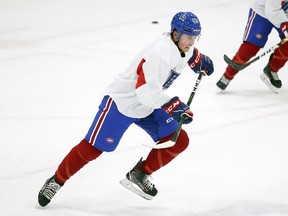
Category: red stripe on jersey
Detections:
[
  {"x1": 243, "y1": 10, "x2": 256, "y2": 41},
  {"x1": 135, "y1": 58, "x2": 146, "y2": 89},
  {"x1": 90, "y1": 97, "x2": 113, "y2": 145}
]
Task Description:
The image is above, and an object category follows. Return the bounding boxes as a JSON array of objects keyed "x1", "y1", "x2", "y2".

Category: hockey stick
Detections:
[
  {"x1": 224, "y1": 38, "x2": 288, "y2": 71},
  {"x1": 145, "y1": 70, "x2": 205, "y2": 149}
]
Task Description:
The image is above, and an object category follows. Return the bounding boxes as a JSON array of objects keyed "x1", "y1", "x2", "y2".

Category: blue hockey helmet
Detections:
[{"x1": 171, "y1": 12, "x2": 201, "y2": 37}]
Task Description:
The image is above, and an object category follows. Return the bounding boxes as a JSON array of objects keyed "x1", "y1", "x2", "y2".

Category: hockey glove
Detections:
[
  {"x1": 162, "y1": 96, "x2": 193, "y2": 124},
  {"x1": 188, "y1": 48, "x2": 214, "y2": 76},
  {"x1": 280, "y1": 22, "x2": 288, "y2": 38}
]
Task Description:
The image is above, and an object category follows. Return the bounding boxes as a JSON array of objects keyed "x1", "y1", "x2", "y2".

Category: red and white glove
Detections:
[{"x1": 280, "y1": 22, "x2": 288, "y2": 38}]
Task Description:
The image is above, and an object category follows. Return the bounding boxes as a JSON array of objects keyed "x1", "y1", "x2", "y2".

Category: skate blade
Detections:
[
  {"x1": 260, "y1": 73, "x2": 279, "y2": 94},
  {"x1": 119, "y1": 178, "x2": 153, "y2": 200},
  {"x1": 35, "y1": 203, "x2": 42, "y2": 208},
  {"x1": 216, "y1": 86, "x2": 225, "y2": 94}
]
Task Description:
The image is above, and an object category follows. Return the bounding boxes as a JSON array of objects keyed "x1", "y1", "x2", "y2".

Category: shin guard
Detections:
[
  {"x1": 270, "y1": 42, "x2": 288, "y2": 72},
  {"x1": 55, "y1": 139, "x2": 103, "y2": 184},
  {"x1": 142, "y1": 129, "x2": 189, "y2": 174},
  {"x1": 224, "y1": 42, "x2": 260, "y2": 79}
]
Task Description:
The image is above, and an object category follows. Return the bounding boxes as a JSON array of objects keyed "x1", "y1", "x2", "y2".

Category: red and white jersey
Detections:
[
  {"x1": 251, "y1": 0, "x2": 288, "y2": 27},
  {"x1": 102, "y1": 33, "x2": 194, "y2": 118}
]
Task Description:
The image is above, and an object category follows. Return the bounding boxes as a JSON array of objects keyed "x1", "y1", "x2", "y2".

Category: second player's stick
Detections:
[{"x1": 224, "y1": 39, "x2": 288, "y2": 71}]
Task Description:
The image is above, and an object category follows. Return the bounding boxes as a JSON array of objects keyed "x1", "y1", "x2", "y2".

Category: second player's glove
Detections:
[
  {"x1": 162, "y1": 96, "x2": 193, "y2": 124},
  {"x1": 280, "y1": 22, "x2": 288, "y2": 38},
  {"x1": 188, "y1": 48, "x2": 214, "y2": 76}
]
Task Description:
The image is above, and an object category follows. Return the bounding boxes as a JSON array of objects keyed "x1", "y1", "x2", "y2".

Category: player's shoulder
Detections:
[
  {"x1": 153, "y1": 33, "x2": 178, "y2": 53},
  {"x1": 143, "y1": 33, "x2": 172, "y2": 55},
  {"x1": 142, "y1": 32, "x2": 181, "y2": 65},
  {"x1": 150, "y1": 32, "x2": 172, "y2": 47}
]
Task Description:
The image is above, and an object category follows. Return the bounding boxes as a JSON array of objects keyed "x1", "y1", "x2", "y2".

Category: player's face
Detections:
[{"x1": 178, "y1": 34, "x2": 197, "y2": 53}]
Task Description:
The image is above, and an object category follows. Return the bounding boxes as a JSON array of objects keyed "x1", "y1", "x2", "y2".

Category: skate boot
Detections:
[
  {"x1": 216, "y1": 75, "x2": 231, "y2": 91},
  {"x1": 38, "y1": 175, "x2": 63, "y2": 207},
  {"x1": 260, "y1": 56, "x2": 282, "y2": 93},
  {"x1": 120, "y1": 158, "x2": 157, "y2": 200}
]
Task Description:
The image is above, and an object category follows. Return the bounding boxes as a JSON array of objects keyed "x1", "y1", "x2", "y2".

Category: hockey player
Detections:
[
  {"x1": 217, "y1": 0, "x2": 288, "y2": 93},
  {"x1": 38, "y1": 11, "x2": 214, "y2": 207}
]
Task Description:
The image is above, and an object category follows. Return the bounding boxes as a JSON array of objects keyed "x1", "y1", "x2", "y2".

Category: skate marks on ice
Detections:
[
  {"x1": 34, "y1": 199, "x2": 288, "y2": 216},
  {"x1": 38, "y1": 200, "x2": 197, "y2": 216},
  {"x1": 195, "y1": 200, "x2": 288, "y2": 216}
]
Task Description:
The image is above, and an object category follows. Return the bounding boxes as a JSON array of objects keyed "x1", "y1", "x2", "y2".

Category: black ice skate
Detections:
[
  {"x1": 38, "y1": 175, "x2": 63, "y2": 207},
  {"x1": 216, "y1": 75, "x2": 231, "y2": 91},
  {"x1": 260, "y1": 58, "x2": 282, "y2": 94},
  {"x1": 120, "y1": 158, "x2": 158, "y2": 200}
]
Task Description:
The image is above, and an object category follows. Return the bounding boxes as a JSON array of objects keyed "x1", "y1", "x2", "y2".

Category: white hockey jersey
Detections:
[
  {"x1": 102, "y1": 33, "x2": 194, "y2": 118},
  {"x1": 251, "y1": 0, "x2": 288, "y2": 27}
]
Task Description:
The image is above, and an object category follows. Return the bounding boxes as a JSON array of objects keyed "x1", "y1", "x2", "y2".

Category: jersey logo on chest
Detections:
[{"x1": 162, "y1": 70, "x2": 180, "y2": 90}]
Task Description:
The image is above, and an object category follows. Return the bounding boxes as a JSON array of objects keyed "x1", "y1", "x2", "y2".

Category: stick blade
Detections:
[
  {"x1": 223, "y1": 54, "x2": 246, "y2": 70},
  {"x1": 143, "y1": 140, "x2": 176, "y2": 149}
]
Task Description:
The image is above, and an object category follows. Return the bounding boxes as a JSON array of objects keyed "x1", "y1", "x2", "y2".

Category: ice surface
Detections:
[{"x1": 1, "y1": 0, "x2": 288, "y2": 215}]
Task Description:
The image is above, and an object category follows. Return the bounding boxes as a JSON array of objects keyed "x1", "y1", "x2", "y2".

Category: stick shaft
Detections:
[
  {"x1": 170, "y1": 71, "x2": 204, "y2": 142},
  {"x1": 150, "y1": 71, "x2": 205, "y2": 149}
]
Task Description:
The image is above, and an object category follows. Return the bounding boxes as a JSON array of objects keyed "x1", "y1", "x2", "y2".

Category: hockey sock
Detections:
[
  {"x1": 224, "y1": 42, "x2": 260, "y2": 79},
  {"x1": 142, "y1": 129, "x2": 189, "y2": 175},
  {"x1": 270, "y1": 41, "x2": 288, "y2": 72},
  {"x1": 55, "y1": 139, "x2": 103, "y2": 184}
]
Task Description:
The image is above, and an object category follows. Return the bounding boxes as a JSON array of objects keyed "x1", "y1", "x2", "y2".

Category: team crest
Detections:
[
  {"x1": 256, "y1": 33, "x2": 262, "y2": 39},
  {"x1": 179, "y1": 14, "x2": 186, "y2": 21},
  {"x1": 106, "y1": 137, "x2": 114, "y2": 143}
]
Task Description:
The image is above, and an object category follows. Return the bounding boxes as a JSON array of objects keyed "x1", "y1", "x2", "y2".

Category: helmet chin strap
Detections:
[
  {"x1": 171, "y1": 31, "x2": 185, "y2": 57},
  {"x1": 175, "y1": 31, "x2": 181, "y2": 39}
]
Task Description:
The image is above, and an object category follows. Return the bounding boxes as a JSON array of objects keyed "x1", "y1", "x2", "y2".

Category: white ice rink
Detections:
[{"x1": 1, "y1": 0, "x2": 288, "y2": 215}]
